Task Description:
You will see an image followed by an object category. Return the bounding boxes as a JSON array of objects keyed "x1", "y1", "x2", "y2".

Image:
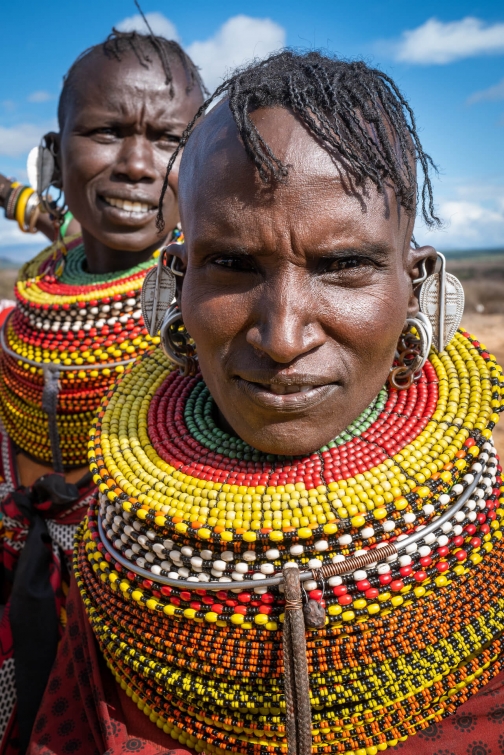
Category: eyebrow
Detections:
[
  {"x1": 193, "y1": 240, "x2": 394, "y2": 260},
  {"x1": 317, "y1": 242, "x2": 393, "y2": 259}
]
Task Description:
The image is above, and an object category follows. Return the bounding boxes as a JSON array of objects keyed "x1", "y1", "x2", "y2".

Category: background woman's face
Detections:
[
  {"x1": 178, "y1": 105, "x2": 423, "y2": 456},
  {"x1": 57, "y1": 52, "x2": 202, "y2": 252}
]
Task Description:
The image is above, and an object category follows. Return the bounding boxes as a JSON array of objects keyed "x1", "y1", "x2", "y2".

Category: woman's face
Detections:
[
  {"x1": 54, "y1": 51, "x2": 202, "y2": 253},
  {"x1": 178, "y1": 105, "x2": 431, "y2": 456}
]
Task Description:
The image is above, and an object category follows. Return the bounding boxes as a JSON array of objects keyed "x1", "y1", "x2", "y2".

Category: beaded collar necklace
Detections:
[
  {"x1": 0, "y1": 232, "x2": 181, "y2": 469},
  {"x1": 78, "y1": 330, "x2": 504, "y2": 754}
]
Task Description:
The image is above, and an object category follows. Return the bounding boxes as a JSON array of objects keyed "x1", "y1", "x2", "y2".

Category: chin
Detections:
[{"x1": 236, "y1": 422, "x2": 329, "y2": 457}]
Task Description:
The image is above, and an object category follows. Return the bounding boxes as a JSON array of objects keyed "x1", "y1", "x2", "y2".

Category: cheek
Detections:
[
  {"x1": 323, "y1": 278, "x2": 409, "y2": 365},
  {"x1": 182, "y1": 282, "x2": 248, "y2": 360}
]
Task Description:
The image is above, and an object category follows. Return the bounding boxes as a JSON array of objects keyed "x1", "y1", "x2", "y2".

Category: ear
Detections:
[
  {"x1": 405, "y1": 244, "x2": 437, "y2": 317},
  {"x1": 42, "y1": 131, "x2": 63, "y2": 189},
  {"x1": 167, "y1": 241, "x2": 187, "y2": 271},
  {"x1": 166, "y1": 241, "x2": 187, "y2": 303}
]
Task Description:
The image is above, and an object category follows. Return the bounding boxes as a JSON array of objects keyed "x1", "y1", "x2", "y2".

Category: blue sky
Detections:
[{"x1": 1, "y1": 0, "x2": 503, "y2": 260}]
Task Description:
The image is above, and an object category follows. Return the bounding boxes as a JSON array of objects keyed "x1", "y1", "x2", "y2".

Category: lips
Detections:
[
  {"x1": 259, "y1": 383, "x2": 314, "y2": 395},
  {"x1": 104, "y1": 196, "x2": 156, "y2": 213},
  {"x1": 234, "y1": 376, "x2": 338, "y2": 412},
  {"x1": 98, "y1": 194, "x2": 158, "y2": 223}
]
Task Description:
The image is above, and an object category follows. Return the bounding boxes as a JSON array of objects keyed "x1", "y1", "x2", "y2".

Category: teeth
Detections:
[
  {"x1": 105, "y1": 197, "x2": 153, "y2": 213},
  {"x1": 266, "y1": 384, "x2": 314, "y2": 395}
]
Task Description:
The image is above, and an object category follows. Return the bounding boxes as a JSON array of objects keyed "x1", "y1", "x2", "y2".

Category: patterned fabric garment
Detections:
[
  {"x1": 0, "y1": 423, "x2": 95, "y2": 754},
  {"x1": 28, "y1": 577, "x2": 504, "y2": 755},
  {"x1": 28, "y1": 577, "x2": 194, "y2": 755}
]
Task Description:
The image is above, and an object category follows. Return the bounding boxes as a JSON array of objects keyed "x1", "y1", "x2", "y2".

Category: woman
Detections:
[
  {"x1": 30, "y1": 52, "x2": 504, "y2": 755},
  {"x1": 0, "y1": 28, "x2": 204, "y2": 753}
]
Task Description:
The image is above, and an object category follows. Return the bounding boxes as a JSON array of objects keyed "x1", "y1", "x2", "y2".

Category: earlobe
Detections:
[
  {"x1": 406, "y1": 244, "x2": 437, "y2": 317},
  {"x1": 168, "y1": 240, "x2": 187, "y2": 273}
]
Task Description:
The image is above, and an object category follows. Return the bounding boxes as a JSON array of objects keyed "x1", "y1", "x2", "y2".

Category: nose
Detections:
[
  {"x1": 113, "y1": 135, "x2": 157, "y2": 183},
  {"x1": 246, "y1": 273, "x2": 326, "y2": 364}
]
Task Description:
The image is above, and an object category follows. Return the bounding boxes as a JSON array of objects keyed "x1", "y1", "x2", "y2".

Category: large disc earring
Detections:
[
  {"x1": 389, "y1": 313, "x2": 432, "y2": 390},
  {"x1": 159, "y1": 305, "x2": 198, "y2": 376},
  {"x1": 416, "y1": 251, "x2": 464, "y2": 352}
]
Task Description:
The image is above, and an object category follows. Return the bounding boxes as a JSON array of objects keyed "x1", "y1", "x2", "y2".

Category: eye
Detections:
[
  {"x1": 88, "y1": 127, "x2": 119, "y2": 141},
  {"x1": 324, "y1": 255, "x2": 373, "y2": 272},
  {"x1": 158, "y1": 133, "x2": 181, "y2": 145},
  {"x1": 211, "y1": 254, "x2": 256, "y2": 272}
]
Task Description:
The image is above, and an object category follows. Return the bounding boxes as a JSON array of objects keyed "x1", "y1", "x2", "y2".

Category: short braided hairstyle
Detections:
[
  {"x1": 157, "y1": 50, "x2": 439, "y2": 231},
  {"x1": 58, "y1": 29, "x2": 205, "y2": 129}
]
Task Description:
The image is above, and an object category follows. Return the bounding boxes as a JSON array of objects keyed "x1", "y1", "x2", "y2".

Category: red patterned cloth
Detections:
[
  {"x1": 0, "y1": 426, "x2": 95, "y2": 754},
  {"x1": 29, "y1": 577, "x2": 504, "y2": 755},
  {"x1": 28, "y1": 578, "x2": 193, "y2": 755}
]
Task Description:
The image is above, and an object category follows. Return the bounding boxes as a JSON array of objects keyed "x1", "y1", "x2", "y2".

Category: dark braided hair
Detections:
[
  {"x1": 157, "y1": 50, "x2": 439, "y2": 231},
  {"x1": 58, "y1": 27, "x2": 205, "y2": 128}
]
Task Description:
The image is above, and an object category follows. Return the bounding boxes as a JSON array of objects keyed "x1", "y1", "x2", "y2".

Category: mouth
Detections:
[
  {"x1": 234, "y1": 375, "x2": 339, "y2": 412},
  {"x1": 98, "y1": 194, "x2": 158, "y2": 223}
]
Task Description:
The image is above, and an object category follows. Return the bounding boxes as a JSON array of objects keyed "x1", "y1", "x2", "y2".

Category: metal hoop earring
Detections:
[
  {"x1": 159, "y1": 305, "x2": 198, "y2": 377},
  {"x1": 389, "y1": 313, "x2": 432, "y2": 390}
]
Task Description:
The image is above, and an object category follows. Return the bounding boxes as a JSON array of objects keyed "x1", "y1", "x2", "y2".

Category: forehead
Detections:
[
  {"x1": 64, "y1": 50, "x2": 196, "y2": 125},
  {"x1": 179, "y1": 104, "x2": 409, "y2": 248}
]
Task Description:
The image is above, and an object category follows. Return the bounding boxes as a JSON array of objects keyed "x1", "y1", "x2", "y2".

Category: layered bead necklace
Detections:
[
  {"x1": 77, "y1": 329, "x2": 504, "y2": 754},
  {"x1": 0, "y1": 233, "x2": 181, "y2": 467}
]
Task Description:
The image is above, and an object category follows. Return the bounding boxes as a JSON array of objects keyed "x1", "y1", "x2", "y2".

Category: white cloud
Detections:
[
  {"x1": 113, "y1": 13, "x2": 286, "y2": 95},
  {"x1": 116, "y1": 12, "x2": 179, "y2": 41},
  {"x1": 416, "y1": 184, "x2": 504, "y2": 250},
  {"x1": 0, "y1": 121, "x2": 56, "y2": 158},
  {"x1": 27, "y1": 90, "x2": 53, "y2": 103},
  {"x1": 468, "y1": 77, "x2": 504, "y2": 104},
  {"x1": 187, "y1": 15, "x2": 286, "y2": 93},
  {"x1": 390, "y1": 17, "x2": 504, "y2": 65}
]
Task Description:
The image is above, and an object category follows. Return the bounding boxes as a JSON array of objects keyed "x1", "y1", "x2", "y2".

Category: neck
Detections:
[{"x1": 81, "y1": 228, "x2": 170, "y2": 274}]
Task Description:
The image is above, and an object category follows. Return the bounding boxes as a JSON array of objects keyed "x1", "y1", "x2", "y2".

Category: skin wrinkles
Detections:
[
  {"x1": 45, "y1": 51, "x2": 202, "y2": 274},
  {"x1": 173, "y1": 104, "x2": 436, "y2": 456}
]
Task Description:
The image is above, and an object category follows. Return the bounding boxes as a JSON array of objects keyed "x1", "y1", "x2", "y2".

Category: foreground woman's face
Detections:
[{"x1": 179, "y1": 105, "x2": 419, "y2": 456}]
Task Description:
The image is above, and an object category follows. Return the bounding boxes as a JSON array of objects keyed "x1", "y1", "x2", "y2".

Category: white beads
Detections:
[
  {"x1": 314, "y1": 539, "x2": 329, "y2": 551},
  {"x1": 265, "y1": 548, "x2": 280, "y2": 560},
  {"x1": 290, "y1": 544, "x2": 304, "y2": 556}
]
